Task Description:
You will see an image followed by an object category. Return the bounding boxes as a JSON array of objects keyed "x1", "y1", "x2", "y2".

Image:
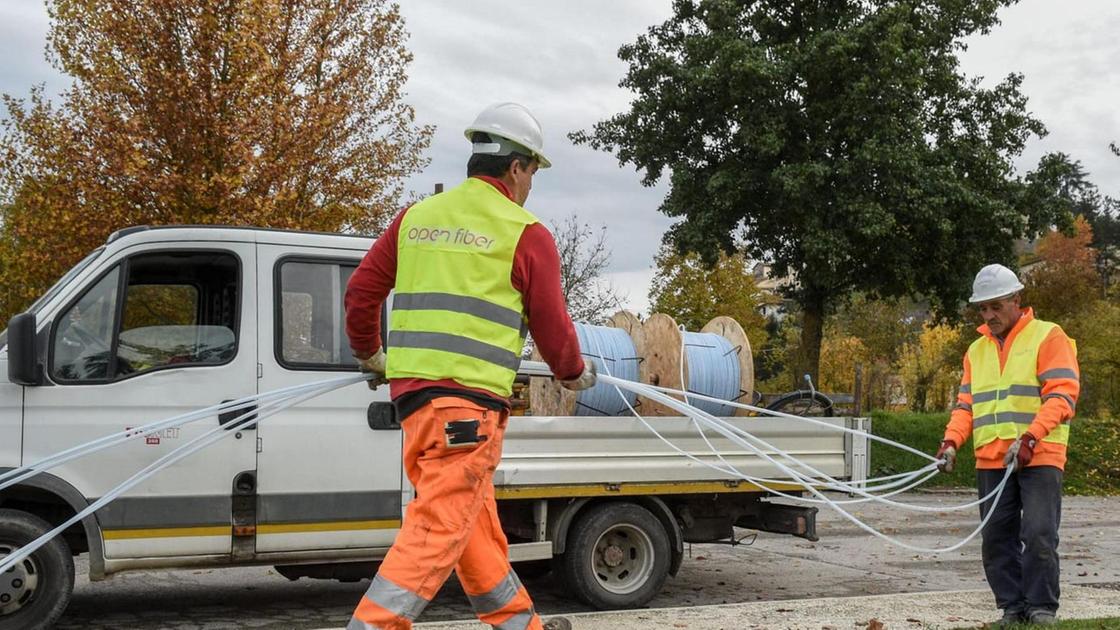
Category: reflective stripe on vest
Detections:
[
  {"x1": 388, "y1": 178, "x2": 536, "y2": 397},
  {"x1": 967, "y1": 318, "x2": 1070, "y2": 449}
]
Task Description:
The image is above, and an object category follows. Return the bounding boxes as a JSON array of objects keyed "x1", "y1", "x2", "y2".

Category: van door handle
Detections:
[
  {"x1": 368, "y1": 402, "x2": 400, "y2": 430},
  {"x1": 220, "y1": 400, "x2": 258, "y2": 431}
]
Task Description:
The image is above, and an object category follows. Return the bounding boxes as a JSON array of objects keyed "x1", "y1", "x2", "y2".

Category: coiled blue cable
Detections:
[
  {"x1": 681, "y1": 331, "x2": 741, "y2": 416},
  {"x1": 573, "y1": 322, "x2": 641, "y2": 415}
]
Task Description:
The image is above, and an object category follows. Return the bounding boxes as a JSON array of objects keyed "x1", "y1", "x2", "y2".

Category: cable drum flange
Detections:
[{"x1": 638, "y1": 313, "x2": 684, "y2": 416}]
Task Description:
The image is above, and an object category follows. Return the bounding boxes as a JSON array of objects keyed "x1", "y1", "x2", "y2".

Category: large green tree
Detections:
[{"x1": 573, "y1": 0, "x2": 1074, "y2": 382}]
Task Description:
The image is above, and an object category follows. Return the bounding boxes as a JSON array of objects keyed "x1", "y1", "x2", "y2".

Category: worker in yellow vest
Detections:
[
  {"x1": 343, "y1": 102, "x2": 593, "y2": 630},
  {"x1": 935, "y1": 264, "x2": 1078, "y2": 627}
]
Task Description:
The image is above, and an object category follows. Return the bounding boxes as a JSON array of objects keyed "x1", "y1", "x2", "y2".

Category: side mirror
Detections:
[{"x1": 8, "y1": 312, "x2": 43, "y2": 386}]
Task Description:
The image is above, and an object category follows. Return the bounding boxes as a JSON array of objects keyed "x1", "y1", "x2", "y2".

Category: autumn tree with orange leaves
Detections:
[
  {"x1": 0, "y1": 0, "x2": 432, "y2": 321},
  {"x1": 1022, "y1": 215, "x2": 1100, "y2": 324}
]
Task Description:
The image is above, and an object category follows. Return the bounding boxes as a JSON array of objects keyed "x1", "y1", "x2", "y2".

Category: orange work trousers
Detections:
[{"x1": 348, "y1": 397, "x2": 542, "y2": 630}]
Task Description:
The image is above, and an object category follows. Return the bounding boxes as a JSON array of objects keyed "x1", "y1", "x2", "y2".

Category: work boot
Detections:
[
  {"x1": 990, "y1": 609, "x2": 1026, "y2": 627},
  {"x1": 1028, "y1": 610, "x2": 1057, "y2": 625},
  {"x1": 542, "y1": 617, "x2": 573, "y2": 630}
]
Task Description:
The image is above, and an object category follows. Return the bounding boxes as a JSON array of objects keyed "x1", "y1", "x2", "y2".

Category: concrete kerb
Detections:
[{"x1": 319, "y1": 586, "x2": 1120, "y2": 629}]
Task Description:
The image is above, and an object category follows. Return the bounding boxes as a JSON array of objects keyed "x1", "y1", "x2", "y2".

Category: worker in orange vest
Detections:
[
  {"x1": 936, "y1": 264, "x2": 1078, "y2": 627},
  {"x1": 343, "y1": 102, "x2": 594, "y2": 630}
]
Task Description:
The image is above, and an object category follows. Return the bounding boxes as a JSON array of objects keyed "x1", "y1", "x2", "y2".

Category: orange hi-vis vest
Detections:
[{"x1": 946, "y1": 309, "x2": 1079, "y2": 470}]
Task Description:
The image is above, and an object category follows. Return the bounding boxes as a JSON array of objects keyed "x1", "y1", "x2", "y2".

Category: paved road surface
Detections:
[{"x1": 56, "y1": 493, "x2": 1120, "y2": 629}]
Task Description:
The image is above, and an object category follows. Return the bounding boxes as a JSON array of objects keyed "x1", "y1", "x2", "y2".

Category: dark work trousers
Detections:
[{"x1": 977, "y1": 465, "x2": 1063, "y2": 616}]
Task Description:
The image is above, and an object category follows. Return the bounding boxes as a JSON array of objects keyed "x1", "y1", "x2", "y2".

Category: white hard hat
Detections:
[
  {"x1": 464, "y1": 102, "x2": 551, "y2": 168},
  {"x1": 969, "y1": 264, "x2": 1024, "y2": 303}
]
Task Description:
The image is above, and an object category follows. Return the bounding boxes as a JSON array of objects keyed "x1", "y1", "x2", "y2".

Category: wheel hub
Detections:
[
  {"x1": 602, "y1": 544, "x2": 625, "y2": 568},
  {"x1": 592, "y1": 523, "x2": 656, "y2": 595},
  {"x1": 0, "y1": 544, "x2": 39, "y2": 616}
]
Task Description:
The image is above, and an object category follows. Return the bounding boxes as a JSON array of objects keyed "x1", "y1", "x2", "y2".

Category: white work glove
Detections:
[
  {"x1": 355, "y1": 349, "x2": 388, "y2": 390},
  {"x1": 935, "y1": 440, "x2": 957, "y2": 473},
  {"x1": 560, "y1": 361, "x2": 597, "y2": 391}
]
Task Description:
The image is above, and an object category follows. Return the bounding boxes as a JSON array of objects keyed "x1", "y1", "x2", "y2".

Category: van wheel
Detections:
[
  {"x1": 0, "y1": 509, "x2": 74, "y2": 630},
  {"x1": 558, "y1": 502, "x2": 669, "y2": 609}
]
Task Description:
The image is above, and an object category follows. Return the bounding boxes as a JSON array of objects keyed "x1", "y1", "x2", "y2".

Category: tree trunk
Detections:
[{"x1": 798, "y1": 293, "x2": 826, "y2": 391}]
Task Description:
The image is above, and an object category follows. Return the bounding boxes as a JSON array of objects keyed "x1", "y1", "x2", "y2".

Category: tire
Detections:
[
  {"x1": 558, "y1": 502, "x2": 670, "y2": 610},
  {"x1": 0, "y1": 509, "x2": 75, "y2": 630},
  {"x1": 765, "y1": 390, "x2": 834, "y2": 417}
]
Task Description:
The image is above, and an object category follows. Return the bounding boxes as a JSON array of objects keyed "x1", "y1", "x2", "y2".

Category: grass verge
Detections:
[{"x1": 868, "y1": 411, "x2": 1120, "y2": 495}]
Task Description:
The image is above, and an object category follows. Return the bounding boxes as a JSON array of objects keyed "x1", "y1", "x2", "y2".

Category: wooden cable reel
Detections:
[{"x1": 638, "y1": 313, "x2": 684, "y2": 416}]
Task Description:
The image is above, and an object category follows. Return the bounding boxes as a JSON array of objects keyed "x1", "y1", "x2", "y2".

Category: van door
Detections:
[
  {"x1": 254, "y1": 245, "x2": 401, "y2": 553},
  {"x1": 22, "y1": 244, "x2": 258, "y2": 559}
]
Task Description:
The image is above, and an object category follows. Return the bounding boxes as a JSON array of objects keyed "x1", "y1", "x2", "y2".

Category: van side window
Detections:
[
  {"x1": 51, "y1": 251, "x2": 239, "y2": 382},
  {"x1": 277, "y1": 260, "x2": 358, "y2": 369},
  {"x1": 50, "y1": 268, "x2": 120, "y2": 381}
]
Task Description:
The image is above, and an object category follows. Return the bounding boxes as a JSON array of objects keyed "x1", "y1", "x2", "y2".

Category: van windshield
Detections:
[{"x1": 0, "y1": 246, "x2": 104, "y2": 349}]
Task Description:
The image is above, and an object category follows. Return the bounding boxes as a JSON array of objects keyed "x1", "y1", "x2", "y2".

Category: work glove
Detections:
[
  {"x1": 935, "y1": 440, "x2": 957, "y2": 473},
  {"x1": 560, "y1": 361, "x2": 597, "y2": 391},
  {"x1": 355, "y1": 349, "x2": 388, "y2": 390},
  {"x1": 1004, "y1": 432, "x2": 1038, "y2": 471}
]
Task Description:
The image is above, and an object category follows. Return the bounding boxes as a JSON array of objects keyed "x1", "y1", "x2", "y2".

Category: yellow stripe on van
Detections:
[
  {"x1": 257, "y1": 519, "x2": 401, "y2": 535},
  {"x1": 102, "y1": 520, "x2": 402, "y2": 540},
  {"x1": 103, "y1": 526, "x2": 230, "y2": 540},
  {"x1": 494, "y1": 479, "x2": 805, "y2": 500}
]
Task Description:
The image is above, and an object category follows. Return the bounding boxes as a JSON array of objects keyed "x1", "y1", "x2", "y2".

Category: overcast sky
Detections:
[{"x1": 2, "y1": 1, "x2": 1118, "y2": 315}]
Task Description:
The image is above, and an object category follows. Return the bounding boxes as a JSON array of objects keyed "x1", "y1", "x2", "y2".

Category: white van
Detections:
[{"x1": 0, "y1": 226, "x2": 867, "y2": 629}]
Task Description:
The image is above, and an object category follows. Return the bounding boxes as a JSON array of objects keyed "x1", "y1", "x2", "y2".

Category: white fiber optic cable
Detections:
[
  {"x1": 0, "y1": 374, "x2": 368, "y2": 575},
  {"x1": 632, "y1": 379, "x2": 1002, "y2": 512},
  {"x1": 614, "y1": 377, "x2": 1011, "y2": 553},
  {"x1": 520, "y1": 358, "x2": 1011, "y2": 554},
  {"x1": 669, "y1": 339, "x2": 939, "y2": 500},
  {"x1": 0, "y1": 374, "x2": 362, "y2": 492}
]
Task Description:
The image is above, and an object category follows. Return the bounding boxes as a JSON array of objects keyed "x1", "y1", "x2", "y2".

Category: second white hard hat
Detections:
[
  {"x1": 969, "y1": 264, "x2": 1024, "y2": 303},
  {"x1": 464, "y1": 102, "x2": 551, "y2": 168}
]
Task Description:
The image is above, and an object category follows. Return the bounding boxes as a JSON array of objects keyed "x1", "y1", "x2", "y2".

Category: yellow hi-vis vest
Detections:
[
  {"x1": 387, "y1": 178, "x2": 535, "y2": 397},
  {"x1": 968, "y1": 318, "x2": 1071, "y2": 450}
]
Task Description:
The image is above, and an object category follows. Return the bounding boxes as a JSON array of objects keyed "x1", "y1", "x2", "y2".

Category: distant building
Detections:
[{"x1": 749, "y1": 262, "x2": 796, "y2": 321}]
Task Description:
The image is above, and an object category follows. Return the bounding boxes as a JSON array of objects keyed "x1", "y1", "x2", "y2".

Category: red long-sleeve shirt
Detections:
[{"x1": 345, "y1": 176, "x2": 585, "y2": 407}]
